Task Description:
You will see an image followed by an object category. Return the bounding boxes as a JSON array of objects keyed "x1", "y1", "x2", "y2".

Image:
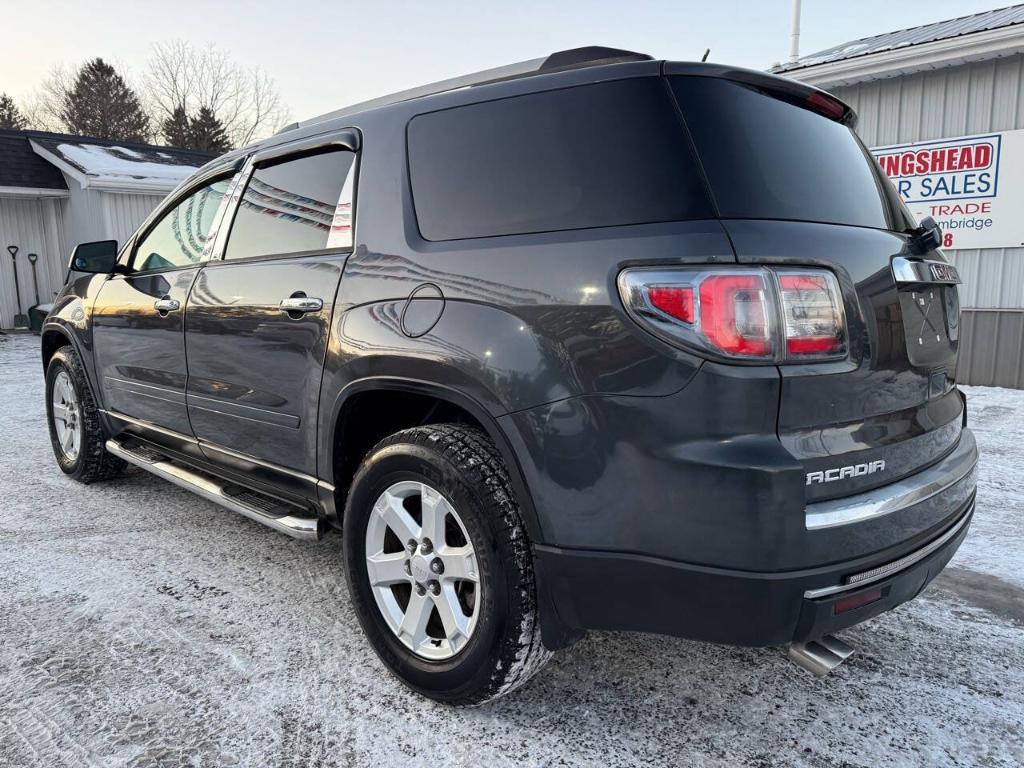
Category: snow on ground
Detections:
[{"x1": 0, "y1": 332, "x2": 1021, "y2": 768}]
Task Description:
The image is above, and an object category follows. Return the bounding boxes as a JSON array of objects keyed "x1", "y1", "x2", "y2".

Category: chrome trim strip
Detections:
[
  {"x1": 106, "y1": 438, "x2": 321, "y2": 541},
  {"x1": 804, "y1": 502, "x2": 973, "y2": 599},
  {"x1": 805, "y1": 429, "x2": 977, "y2": 530},
  {"x1": 187, "y1": 393, "x2": 301, "y2": 429},
  {"x1": 100, "y1": 408, "x2": 199, "y2": 444},
  {"x1": 892, "y1": 256, "x2": 961, "y2": 285}
]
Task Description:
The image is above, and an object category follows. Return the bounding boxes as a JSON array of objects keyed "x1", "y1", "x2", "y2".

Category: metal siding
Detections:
[
  {"x1": 960, "y1": 310, "x2": 1024, "y2": 388},
  {"x1": 101, "y1": 192, "x2": 166, "y2": 245}
]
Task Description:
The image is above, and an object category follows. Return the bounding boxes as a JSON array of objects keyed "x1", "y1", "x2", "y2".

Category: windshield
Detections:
[{"x1": 670, "y1": 76, "x2": 913, "y2": 232}]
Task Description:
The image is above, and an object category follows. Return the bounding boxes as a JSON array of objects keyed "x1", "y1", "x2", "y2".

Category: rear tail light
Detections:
[{"x1": 618, "y1": 266, "x2": 847, "y2": 363}]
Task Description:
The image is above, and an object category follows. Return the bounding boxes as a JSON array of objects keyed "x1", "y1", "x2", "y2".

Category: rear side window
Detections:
[
  {"x1": 670, "y1": 76, "x2": 893, "y2": 230},
  {"x1": 224, "y1": 149, "x2": 355, "y2": 260},
  {"x1": 407, "y1": 78, "x2": 712, "y2": 241}
]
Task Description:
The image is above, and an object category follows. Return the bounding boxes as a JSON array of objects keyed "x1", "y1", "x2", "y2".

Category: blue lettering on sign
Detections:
[{"x1": 919, "y1": 172, "x2": 993, "y2": 198}]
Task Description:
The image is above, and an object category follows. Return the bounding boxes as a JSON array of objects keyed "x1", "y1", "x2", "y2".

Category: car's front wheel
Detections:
[
  {"x1": 45, "y1": 345, "x2": 125, "y2": 483},
  {"x1": 343, "y1": 423, "x2": 551, "y2": 704}
]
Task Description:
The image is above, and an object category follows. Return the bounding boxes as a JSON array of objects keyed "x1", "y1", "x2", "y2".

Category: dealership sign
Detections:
[{"x1": 871, "y1": 129, "x2": 1024, "y2": 250}]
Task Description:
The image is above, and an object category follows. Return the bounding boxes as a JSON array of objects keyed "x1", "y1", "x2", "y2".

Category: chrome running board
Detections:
[
  {"x1": 788, "y1": 635, "x2": 855, "y2": 676},
  {"x1": 106, "y1": 438, "x2": 322, "y2": 541}
]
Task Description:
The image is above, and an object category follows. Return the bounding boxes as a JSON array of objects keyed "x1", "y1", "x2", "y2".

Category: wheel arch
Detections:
[{"x1": 325, "y1": 377, "x2": 542, "y2": 543}]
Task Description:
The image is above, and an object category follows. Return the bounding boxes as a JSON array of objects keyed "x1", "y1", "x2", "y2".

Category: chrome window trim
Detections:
[{"x1": 805, "y1": 428, "x2": 977, "y2": 531}]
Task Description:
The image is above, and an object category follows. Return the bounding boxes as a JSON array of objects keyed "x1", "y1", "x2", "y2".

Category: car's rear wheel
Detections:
[
  {"x1": 45, "y1": 346, "x2": 125, "y2": 483},
  {"x1": 343, "y1": 423, "x2": 551, "y2": 704}
]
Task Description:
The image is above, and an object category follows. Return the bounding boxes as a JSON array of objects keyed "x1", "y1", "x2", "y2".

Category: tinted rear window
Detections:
[
  {"x1": 407, "y1": 78, "x2": 712, "y2": 241},
  {"x1": 671, "y1": 76, "x2": 894, "y2": 230}
]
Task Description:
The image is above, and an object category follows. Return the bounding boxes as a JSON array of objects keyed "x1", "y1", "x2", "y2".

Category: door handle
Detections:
[
  {"x1": 280, "y1": 296, "x2": 323, "y2": 314},
  {"x1": 154, "y1": 297, "x2": 180, "y2": 313}
]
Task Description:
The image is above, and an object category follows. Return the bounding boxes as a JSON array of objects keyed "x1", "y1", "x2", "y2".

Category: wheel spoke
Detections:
[
  {"x1": 52, "y1": 404, "x2": 69, "y2": 422},
  {"x1": 398, "y1": 591, "x2": 433, "y2": 648},
  {"x1": 366, "y1": 551, "x2": 408, "y2": 586},
  {"x1": 374, "y1": 490, "x2": 420, "y2": 542},
  {"x1": 419, "y1": 483, "x2": 450, "y2": 547},
  {"x1": 433, "y1": 583, "x2": 470, "y2": 647},
  {"x1": 440, "y1": 545, "x2": 479, "y2": 583},
  {"x1": 61, "y1": 427, "x2": 75, "y2": 452}
]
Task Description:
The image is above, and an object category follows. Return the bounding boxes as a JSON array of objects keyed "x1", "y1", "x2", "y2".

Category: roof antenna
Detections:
[
  {"x1": 701, "y1": 48, "x2": 710, "y2": 62},
  {"x1": 789, "y1": 0, "x2": 802, "y2": 62}
]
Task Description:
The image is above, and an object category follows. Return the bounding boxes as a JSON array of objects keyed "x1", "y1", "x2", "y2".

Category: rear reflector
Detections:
[
  {"x1": 647, "y1": 285, "x2": 694, "y2": 324},
  {"x1": 832, "y1": 589, "x2": 882, "y2": 615}
]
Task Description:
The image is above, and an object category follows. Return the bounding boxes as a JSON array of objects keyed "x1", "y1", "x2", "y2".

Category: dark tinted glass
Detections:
[
  {"x1": 671, "y1": 76, "x2": 892, "y2": 230},
  {"x1": 407, "y1": 78, "x2": 712, "y2": 241},
  {"x1": 225, "y1": 150, "x2": 355, "y2": 260},
  {"x1": 134, "y1": 178, "x2": 232, "y2": 271}
]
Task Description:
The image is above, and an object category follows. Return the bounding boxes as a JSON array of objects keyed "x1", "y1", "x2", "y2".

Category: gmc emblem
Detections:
[
  {"x1": 929, "y1": 263, "x2": 960, "y2": 284},
  {"x1": 806, "y1": 460, "x2": 886, "y2": 485}
]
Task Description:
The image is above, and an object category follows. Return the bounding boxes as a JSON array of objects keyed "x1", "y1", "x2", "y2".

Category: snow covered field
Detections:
[{"x1": 1, "y1": 331, "x2": 1022, "y2": 768}]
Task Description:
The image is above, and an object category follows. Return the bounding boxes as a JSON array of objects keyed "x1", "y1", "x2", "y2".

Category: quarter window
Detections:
[
  {"x1": 224, "y1": 150, "x2": 356, "y2": 260},
  {"x1": 133, "y1": 177, "x2": 233, "y2": 272},
  {"x1": 407, "y1": 78, "x2": 712, "y2": 241}
]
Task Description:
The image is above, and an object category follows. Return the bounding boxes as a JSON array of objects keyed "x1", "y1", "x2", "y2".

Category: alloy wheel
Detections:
[
  {"x1": 365, "y1": 480, "x2": 481, "y2": 660},
  {"x1": 51, "y1": 371, "x2": 82, "y2": 462}
]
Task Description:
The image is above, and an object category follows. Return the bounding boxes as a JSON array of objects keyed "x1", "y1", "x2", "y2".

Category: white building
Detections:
[
  {"x1": 0, "y1": 129, "x2": 213, "y2": 329},
  {"x1": 775, "y1": 4, "x2": 1024, "y2": 388}
]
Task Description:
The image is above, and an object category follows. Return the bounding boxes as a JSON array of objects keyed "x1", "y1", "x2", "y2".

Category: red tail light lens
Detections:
[
  {"x1": 699, "y1": 274, "x2": 772, "y2": 357},
  {"x1": 618, "y1": 266, "x2": 847, "y2": 363}
]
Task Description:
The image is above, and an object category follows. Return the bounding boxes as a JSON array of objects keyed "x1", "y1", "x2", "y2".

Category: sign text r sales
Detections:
[{"x1": 874, "y1": 140, "x2": 996, "y2": 201}]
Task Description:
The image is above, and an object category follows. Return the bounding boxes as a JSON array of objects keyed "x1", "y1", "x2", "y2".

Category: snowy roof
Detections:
[
  {"x1": 26, "y1": 132, "x2": 216, "y2": 193},
  {"x1": 774, "y1": 3, "x2": 1024, "y2": 75}
]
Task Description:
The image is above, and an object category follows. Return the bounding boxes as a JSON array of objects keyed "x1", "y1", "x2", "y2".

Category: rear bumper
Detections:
[{"x1": 534, "y1": 428, "x2": 977, "y2": 647}]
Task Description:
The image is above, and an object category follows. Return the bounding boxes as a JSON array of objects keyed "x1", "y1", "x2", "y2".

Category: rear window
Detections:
[
  {"x1": 407, "y1": 78, "x2": 712, "y2": 241},
  {"x1": 670, "y1": 76, "x2": 896, "y2": 230}
]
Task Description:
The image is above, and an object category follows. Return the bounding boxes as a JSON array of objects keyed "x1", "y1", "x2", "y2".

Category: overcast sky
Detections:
[{"x1": 1, "y1": 0, "x2": 1016, "y2": 125}]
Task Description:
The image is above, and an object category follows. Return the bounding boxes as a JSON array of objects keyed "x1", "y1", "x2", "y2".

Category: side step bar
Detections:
[
  {"x1": 788, "y1": 635, "x2": 855, "y2": 676},
  {"x1": 106, "y1": 438, "x2": 322, "y2": 541}
]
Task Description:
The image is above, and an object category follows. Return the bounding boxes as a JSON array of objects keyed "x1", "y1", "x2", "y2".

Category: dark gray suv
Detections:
[{"x1": 41, "y1": 47, "x2": 978, "y2": 703}]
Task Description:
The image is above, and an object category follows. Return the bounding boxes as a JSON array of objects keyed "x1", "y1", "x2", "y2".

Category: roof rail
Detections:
[{"x1": 280, "y1": 46, "x2": 652, "y2": 134}]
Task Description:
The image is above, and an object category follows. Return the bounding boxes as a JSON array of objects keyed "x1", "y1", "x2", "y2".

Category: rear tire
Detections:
[
  {"x1": 45, "y1": 346, "x2": 125, "y2": 484},
  {"x1": 343, "y1": 423, "x2": 551, "y2": 704}
]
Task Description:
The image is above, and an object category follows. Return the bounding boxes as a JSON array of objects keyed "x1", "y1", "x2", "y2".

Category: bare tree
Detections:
[
  {"x1": 143, "y1": 42, "x2": 289, "y2": 149},
  {"x1": 21, "y1": 65, "x2": 75, "y2": 132}
]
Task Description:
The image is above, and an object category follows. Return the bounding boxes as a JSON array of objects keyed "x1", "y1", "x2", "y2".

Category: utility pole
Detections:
[{"x1": 789, "y1": 0, "x2": 802, "y2": 63}]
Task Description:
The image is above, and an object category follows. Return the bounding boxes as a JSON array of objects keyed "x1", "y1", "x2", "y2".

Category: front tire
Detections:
[
  {"x1": 343, "y1": 423, "x2": 551, "y2": 704},
  {"x1": 45, "y1": 346, "x2": 125, "y2": 484}
]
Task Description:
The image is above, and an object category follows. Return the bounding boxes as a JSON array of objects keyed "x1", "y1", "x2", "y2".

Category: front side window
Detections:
[
  {"x1": 133, "y1": 177, "x2": 233, "y2": 272},
  {"x1": 224, "y1": 149, "x2": 356, "y2": 260}
]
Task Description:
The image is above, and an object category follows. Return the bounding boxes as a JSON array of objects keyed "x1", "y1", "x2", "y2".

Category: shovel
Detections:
[{"x1": 7, "y1": 245, "x2": 29, "y2": 329}]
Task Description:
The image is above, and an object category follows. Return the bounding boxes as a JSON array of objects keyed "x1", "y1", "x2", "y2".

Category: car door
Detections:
[
  {"x1": 184, "y1": 132, "x2": 358, "y2": 487},
  {"x1": 91, "y1": 167, "x2": 239, "y2": 448}
]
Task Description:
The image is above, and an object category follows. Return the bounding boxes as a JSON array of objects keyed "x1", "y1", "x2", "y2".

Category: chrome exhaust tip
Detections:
[{"x1": 787, "y1": 635, "x2": 855, "y2": 676}]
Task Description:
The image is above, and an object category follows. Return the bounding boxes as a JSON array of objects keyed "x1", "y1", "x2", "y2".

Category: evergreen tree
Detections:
[
  {"x1": 59, "y1": 58, "x2": 150, "y2": 141},
  {"x1": 162, "y1": 104, "x2": 191, "y2": 147},
  {"x1": 187, "y1": 106, "x2": 231, "y2": 153},
  {"x1": 0, "y1": 93, "x2": 27, "y2": 130}
]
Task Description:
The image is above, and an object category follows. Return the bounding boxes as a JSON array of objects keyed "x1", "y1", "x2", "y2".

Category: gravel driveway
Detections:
[{"x1": 1, "y1": 332, "x2": 1022, "y2": 768}]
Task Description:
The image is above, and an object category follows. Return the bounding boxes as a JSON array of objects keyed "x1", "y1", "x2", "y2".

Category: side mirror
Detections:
[
  {"x1": 910, "y1": 216, "x2": 943, "y2": 254},
  {"x1": 69, "y1": 240, "x2": 119, "y2": 275}
]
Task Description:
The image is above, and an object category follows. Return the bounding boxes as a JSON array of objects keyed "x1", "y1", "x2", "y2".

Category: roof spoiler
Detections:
[{"x1": 278, "y1": 46, "x2": 653, "y2": 135}]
